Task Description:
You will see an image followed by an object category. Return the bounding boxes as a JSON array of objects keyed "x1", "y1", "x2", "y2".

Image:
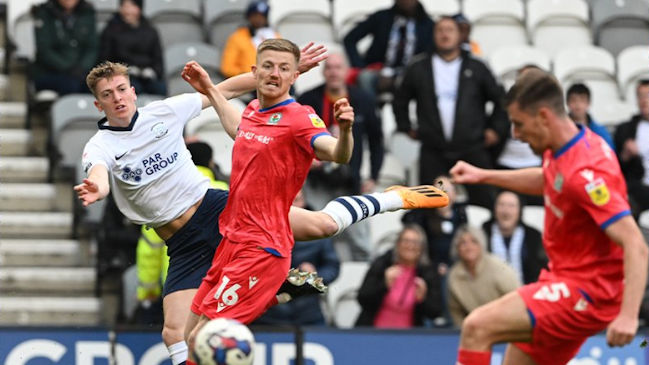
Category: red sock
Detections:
[
  {"x1": 457, "y1": 349, "x2": 491, "y2": 365},
  {"x1": 186, "y1": 361, "x2": 196, "y2": 365}
]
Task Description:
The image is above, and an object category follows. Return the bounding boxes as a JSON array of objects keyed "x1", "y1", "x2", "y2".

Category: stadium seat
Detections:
[
  {"x1": 143, "y1": 0, "x2": 203, "y2": 48},
  {"x1": 590, "y1": 100, "x2": 636, "y2": 127},
  {"x1": 164, "y1": 42, "x2": 221, "y2": 96},
  {"x1": 51, "y1": 94, "x2": 107, "y2": 224},
  {"x1": 553, "y1": 46, "x2": 620, "y2": 108},
  {"x1": 89, "y1": 0, "x2": 118, "y2": 31},
  {"x1": 203, "y1": 0, "x2": 247, "y2": 49},
  {"x1": 591, "y1": 0, "x2": 649, "y2": 57},
  {"x1": 617, "y1": 46, "x2": 649, "y2": 105},
  {"x1": 522, "y1": 205, "x2": 545, "y2": 234},
  {"x1": 185, "y1": 99, "x2": 246, "y2": 175},
  {"x1": 268, "y1": 0, "x2": 334, "y2": 47},
  {"x1": 419, "y1": 0, "x2": 461, "y2": 18},
  {"x1": 332, "y1": 0, "x2": 392, "y2": 40},
  {"x1": 326, "y1": 261, "x2": 370, "y2": 328},
  {"x1": 639, "y1": 210, "x2": 649, "y2": 230},
  {"x1": 7, "y1": 0, "x2": 46, "y2": 61},
  {"x1": 367, "y1": 209, "x2": 405, "y2": 255},
  {"x1": 465, "y1": 204, "x2": 491, "y2": 227},
  {"x1": 388, "y1": 132, "x2": 419, "y2": 185},
  {"x1": 527, "y1": 0, "x2": 591, "y2": 57},
  {"x1": 463, "y1": 0, "x2": 527, "y2": 57},
  {"x1": 488, "y1": 45, "x2": 551, "y2": 89}
]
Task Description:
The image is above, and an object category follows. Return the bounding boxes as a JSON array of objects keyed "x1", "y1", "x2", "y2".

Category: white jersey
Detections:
[{"x1": 82, "y1": 93, "x2": 210, "y2": 227}]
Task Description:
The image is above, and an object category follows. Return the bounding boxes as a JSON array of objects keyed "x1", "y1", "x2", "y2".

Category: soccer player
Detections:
[
  {"x1": 75, "y1": 47, "x2": 446, "y2": 365},
  {"x1": 180, "y1": 38, "x2": 448, "y2": 361},
  {"x1": 450, "y1": 69, "x2": 648, "y2": 365}
]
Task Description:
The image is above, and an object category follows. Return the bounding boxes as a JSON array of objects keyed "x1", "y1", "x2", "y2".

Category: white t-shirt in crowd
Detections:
[{"x1": 432, "y1": 54, "x2": 462, "y2": 141}]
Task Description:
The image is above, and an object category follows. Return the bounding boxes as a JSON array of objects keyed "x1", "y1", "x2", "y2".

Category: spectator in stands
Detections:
[
  {"x1": 98, "y1": 0, "x2": 166, "y2": 96},
  {"x1": 356, "y1": 224, "x2": 443, "y2": 328},
  {"x1": 614, "y1": 79, "x2": 649, "y2": 217},
  {"x1": 394, "y1": 16, "x2": 508, "y2": 208},
  {"x1": 298, "y1": 52, "x2": 384, "y2": 261},
  {"x1": 567, "y1": 83, "x2": 615, "y2": 149},
  {"x1": 32, "y1": 0, "x2": 98, "y2": 95},
  {"x1": 254, "y1": 189, "x2": 340, "y2": 326},
  {"x1": 447, "y1": 225, "x2": 520, "y2": 328},
  {"x1": 220, "y1": 1, "x2": 279, "y2": 79},
  {"x1": 452, "y1": 13, "x2": 481, "y2": 57},
  {"x1": 482, "y1": 190, "x2": 546, "y2": 284},
  {"x1": 343, "y1": 0, "x2": 434, "y2": 101},
  {"x1": 402, "y1": 175, "x2": 466, "y2": 271}
]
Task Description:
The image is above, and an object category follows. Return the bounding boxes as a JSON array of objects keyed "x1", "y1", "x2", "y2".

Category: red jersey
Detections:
[
  {"x1": 542, "y1": 125, "x2": 630, "y2": 302},
  {"x1": 218, "y1": 98, "x2": 330, "y2": 257}
]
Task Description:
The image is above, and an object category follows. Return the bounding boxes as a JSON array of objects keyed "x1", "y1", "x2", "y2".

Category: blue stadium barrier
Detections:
[{"x1": 0, "y1": 327, "x2": 646, "y2": 364}]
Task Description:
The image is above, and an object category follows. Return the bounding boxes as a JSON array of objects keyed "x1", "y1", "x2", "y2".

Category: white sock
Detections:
[
  {"x1": 168, "y1": 341, "x2": 188, "y2": 365},
  {"x1": 321, "y1": 192, "x2": 403, "y2": 235}
]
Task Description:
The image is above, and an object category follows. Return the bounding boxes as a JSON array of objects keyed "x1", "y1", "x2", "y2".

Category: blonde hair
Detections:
[
  {"x1": 86, "y1": 61, "x2": 130, "y2": 96},
  {"x1": 450, "y1": 224, "x2": 487, "y2": 261},
  {"x1": 256, "y1": 38, "x2": 300, "y2": 66}
]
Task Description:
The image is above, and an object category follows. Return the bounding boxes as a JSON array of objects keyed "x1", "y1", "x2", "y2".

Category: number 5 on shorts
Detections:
[
  {"x1": 532, "y1": 282, "x2": 570, "y2": 302},
  {"x1": 214, "y1": 275, "x2": 241, "y2": 311}
]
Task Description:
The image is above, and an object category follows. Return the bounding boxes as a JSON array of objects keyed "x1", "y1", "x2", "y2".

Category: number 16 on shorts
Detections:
[
  {"x1": 214, "y1": 275, "x2": 241, "y2": 312},
  {"x1": 532, "y1": 282, "x2": 570, "y2": 302}
]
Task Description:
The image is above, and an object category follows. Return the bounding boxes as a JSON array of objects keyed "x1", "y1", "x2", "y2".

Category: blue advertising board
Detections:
[{"x1": 0, "y1": 327, "x2": 646, "y2": 365}]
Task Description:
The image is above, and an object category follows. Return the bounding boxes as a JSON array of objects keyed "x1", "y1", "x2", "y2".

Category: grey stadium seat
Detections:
[
  {"x1": 143, "y1": 0, "x2": 204, "y2": 48},
  {"x1": 204, "y1": 0, "x2": 248, "y2": 50},
  {"x1": 164, "y1": 42, "x2": 221, "y2": 96},
  {"x1": 591, "y1": 0, "x2": 649, "y2": 57}
]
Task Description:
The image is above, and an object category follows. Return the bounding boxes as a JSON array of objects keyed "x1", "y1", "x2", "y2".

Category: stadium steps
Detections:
[
  {"x1": 0, "y1": 267, "x2": 95, "y2": 293},
  {"x1": 0, "y1": 183, "x2": 57, "y2": 211},
  {"x1": 0, "y1": 239, "x2": 83, "y2": 266},
  {"x1": 0, "y1": 297, "x2": 101, "y2": 326},
  {"x1": 0, "y1": 211, "x2": 73, "y2": 238},
  {"x1": 0, "y1": 101, "x2": 27, "y2": 128},
  {"x1": 0, "y1": 128, "x2": 31, "y2": 156},
  {"x1": 0, "y1": 156, "x2": 48, "y2": 182}
]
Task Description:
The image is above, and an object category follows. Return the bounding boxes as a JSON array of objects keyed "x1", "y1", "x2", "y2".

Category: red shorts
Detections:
[
  {"x1": 514, "y1": 277, "x2": 620, "y2": 365},
  {"x1": 191, "y1": 238, "x2": 290, "y2": 324}
]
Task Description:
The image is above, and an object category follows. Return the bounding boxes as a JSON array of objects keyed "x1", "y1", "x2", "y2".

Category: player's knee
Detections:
[
  {"x1": 461, "y1": 310, "x2": 492, "y2": 346},
  {"x1": 162, "y1": 324, "x2": 184, "y2": 346}
]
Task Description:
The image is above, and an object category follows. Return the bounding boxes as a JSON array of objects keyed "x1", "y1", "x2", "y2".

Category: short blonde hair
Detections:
[
  {"x1": 86, "y1": 61, "x2": 130, "y2": 96},
  {"x1": 450, "y1": 224, "x2": 487, "y2": 261},
  {"x1": 256, "y1": 38, "x2": 300, "y2": 66}
]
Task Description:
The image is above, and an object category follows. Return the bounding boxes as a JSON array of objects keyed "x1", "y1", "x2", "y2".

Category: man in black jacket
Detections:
[
  {"x1": 343, "y1": 0, "x2": 434, "y2": 100},
  {"x1": 393, "y1": 16, "x2": 509, "y2": 208},
  {"x1": 614, "y1": 79, "x2": 649, "y2": 217},
  {"x1": 298, "y1": 52, "x2": 384, "y2": 260}
]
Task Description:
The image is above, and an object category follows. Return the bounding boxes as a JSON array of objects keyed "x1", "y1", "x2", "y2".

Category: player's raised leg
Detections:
[{"x1": 457, "y1": 290, "x2": 532, "y2": 365}]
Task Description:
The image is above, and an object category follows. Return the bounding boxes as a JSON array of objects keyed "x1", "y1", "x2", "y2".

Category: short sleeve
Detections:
[
  {"x1": 82, "y1": 139, "x2": 114, "y2": 176},
  {"x1": 290, "y1": 105, "x2": 330, "y2": 154},
  {"x1": 162, "y1": 93, "x2": 202, "y2": 126},
  {"x1": 566, "y1": 164, "x2": 631, "y2": 230}
]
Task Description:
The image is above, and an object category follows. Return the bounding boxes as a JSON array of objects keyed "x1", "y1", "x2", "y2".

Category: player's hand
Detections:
[
  {"x1": 385, "y1": 265, "x2": 402, "y2": 288},
  {"x1": 181, "y1": 61, "x2": 215, "y2": 95},
  {"x1": 298, "y1": 42, "x2": 328, "y2": 74},
  {"x1": 73, "y1": 178, "x2": 101, "y2": 207},
  {"x1": 333, "y1": 98, "x2": 354, "y2": 131},
  {"x1": 414, "y1": 277, "x2": 427, "y2": 302},
  {"x1": 606, "y1": 314, "x2": 638, "y2": 347},
  {"x1": 449, "y1": 161, "x2": 485, "y2": 185}
]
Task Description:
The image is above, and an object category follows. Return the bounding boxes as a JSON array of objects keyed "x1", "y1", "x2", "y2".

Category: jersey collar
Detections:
[
  {"x1": 554, "y1": 124, "x2": 585, "y2": 159},
  {"x1": 98, "y1": 110, "x2": 139, "y2": 131},
  {"x1": 258, "y1": 98, "x2": 295, "y2": 112}
]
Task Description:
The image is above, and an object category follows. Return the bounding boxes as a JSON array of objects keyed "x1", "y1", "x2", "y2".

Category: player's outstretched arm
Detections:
[
  {"x1": 182, "y1": 61, "x2": 242, "y2": 139},
  {"x1": 313, "y1": 98, "x2": 354, "y2": 163},
  {"x1": 73, "y1": 164, "x2": 110, "y2": 207},
  {"x1": 450, "y1": 161, "x2": 544, "y2": 196},
  {"x1": 604, "y1": 215, "x2": 649, "y2": 347}
]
